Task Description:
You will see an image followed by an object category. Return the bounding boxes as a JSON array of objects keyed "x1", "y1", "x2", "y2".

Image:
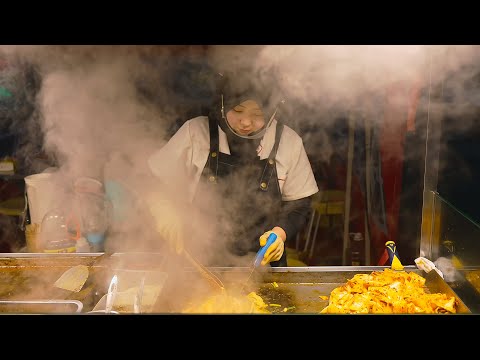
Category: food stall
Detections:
[{"x1": 1, "y1": 45, "x2": 480, "y2": 314}]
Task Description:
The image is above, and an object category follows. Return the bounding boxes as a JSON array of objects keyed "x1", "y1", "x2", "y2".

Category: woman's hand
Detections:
[{"x1": 258, "y1": 227, "x2": 286, "y2": 265}]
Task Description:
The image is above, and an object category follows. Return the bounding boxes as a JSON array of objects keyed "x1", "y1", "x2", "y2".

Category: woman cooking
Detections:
[{"x1": 146, "y1": 68, "x2": 318, "y2": 267}]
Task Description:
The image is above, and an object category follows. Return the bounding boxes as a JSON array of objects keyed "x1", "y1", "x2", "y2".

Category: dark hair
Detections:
[
  {"x1": 215, "y1": 68, "x2": 283, "y2": 116},
  {"x1": 209, "y1": 68, "x2": 286, "y2": 139}
]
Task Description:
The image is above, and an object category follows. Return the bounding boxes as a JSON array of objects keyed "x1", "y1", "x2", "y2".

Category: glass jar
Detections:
[{"x1": 40, "y1": 208, "x2": 77, "y2": 253}]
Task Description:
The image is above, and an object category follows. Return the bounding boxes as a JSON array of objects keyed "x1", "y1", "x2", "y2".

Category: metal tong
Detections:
[
  {"x1": 184, "y1": 249, "x2": 225, "y2": 292},
  {"x1": 242, "y1": 232, "x2": 278, "y2": 293}
]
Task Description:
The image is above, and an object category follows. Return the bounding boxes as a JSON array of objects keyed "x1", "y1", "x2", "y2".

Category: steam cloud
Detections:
[{"x1": 3, "y1": 45, "x2": 480, "y2": 249}]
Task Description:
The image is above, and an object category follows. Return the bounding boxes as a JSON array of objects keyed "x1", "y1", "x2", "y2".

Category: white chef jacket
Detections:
[{"x1": 148, "y1": 116, "x2": 319, "y2": 203}]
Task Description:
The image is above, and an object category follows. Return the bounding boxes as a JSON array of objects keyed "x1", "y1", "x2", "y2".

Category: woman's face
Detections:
[{"x1": 226, "y1": 99, "x2": 265, "y2": 136}]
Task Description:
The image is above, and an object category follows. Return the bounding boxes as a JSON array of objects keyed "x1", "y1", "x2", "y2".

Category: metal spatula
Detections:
[{"x1": 54, "y1": 265, "x2": 89, "y2": 293}]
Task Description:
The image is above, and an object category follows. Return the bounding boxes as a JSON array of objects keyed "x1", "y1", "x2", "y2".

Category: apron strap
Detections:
[
  {"x1": 206, "y1": 115, "x2": 220, "y2": 184},
  {"x1": 259, "y1": 121, "x2": 284, "y2": 192}
]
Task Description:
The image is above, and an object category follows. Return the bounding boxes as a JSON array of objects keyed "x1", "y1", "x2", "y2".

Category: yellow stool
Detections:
[
  {"x1": 286, "y1": 247, "x2": 307, "y2": 267},
  {"x1": 0, "y1": 196, "x2": 25, "y2": 216}
]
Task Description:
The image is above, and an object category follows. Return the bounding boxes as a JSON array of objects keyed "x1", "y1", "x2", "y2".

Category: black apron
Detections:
[{"x1": 194, "y1": 116, "x2": 287, "y2": 267}]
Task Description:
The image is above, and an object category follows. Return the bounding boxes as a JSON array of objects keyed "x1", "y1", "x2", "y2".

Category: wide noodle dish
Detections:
[{"x1": 321, "y1": 268, "x2": 458, "y2": 314}]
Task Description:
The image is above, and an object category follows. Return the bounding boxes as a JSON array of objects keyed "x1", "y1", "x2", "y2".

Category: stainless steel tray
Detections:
[
  {"x1": 154, "y1": 265, "x2": 471, "y2": 314},
  {"x1": 0, "y1": 300, "x2": 83, "y2": 313},
  {"x1": 0, "y1": 252, "x2": 105, "y2": 268}
]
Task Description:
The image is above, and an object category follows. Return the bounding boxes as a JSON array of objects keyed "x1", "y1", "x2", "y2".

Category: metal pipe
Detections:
[{"x1": 342, "y1": 114, "x2": 355, "y2": 265}]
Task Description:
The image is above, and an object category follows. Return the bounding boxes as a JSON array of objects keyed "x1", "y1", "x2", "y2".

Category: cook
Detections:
[{"x1": 146, "y1": 69, "x2": 319, "y2": 267}]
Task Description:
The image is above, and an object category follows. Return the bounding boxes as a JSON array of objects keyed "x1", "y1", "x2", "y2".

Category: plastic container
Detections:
[
  {"x1": 40, "y1": 208, "x2": 77, "y2": 253},
  {"x1": 25, "y1": 223, "x2": 42, "y2": 252},
  {"x1": 92, "y1": 269, "x2": 168, "y2": 313},
  {"x1": 24, "y1": 172, "x2": 57, "y2": 225},
  {"x1": 86, "y1": 232, "x2": 105, "y2": 252},
  {"x1": 72, "y1": 177, "x2": 111, "y2": 252},
  {"x1": 76, "y1": 237, "x2": 91, "y2": 252}
]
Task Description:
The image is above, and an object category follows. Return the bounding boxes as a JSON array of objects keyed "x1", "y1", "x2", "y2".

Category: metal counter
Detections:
[
  {"x1": 0, "y1": 253, "x2": 472, "y2": 314},
  {"x1": 154, "y1": 265, "x2": 471, "y2": 314},
  {"x1": 0, "y1": 253, "x2": 106, "y2": 313}
]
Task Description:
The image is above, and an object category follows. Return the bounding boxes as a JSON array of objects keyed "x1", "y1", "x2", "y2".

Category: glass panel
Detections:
[
  {"x1": 430, "y1": 191, "x2": 480, "y2": 267},
  {"x1": 421, "y1": 191, "x2": 480, "y2": 312}
]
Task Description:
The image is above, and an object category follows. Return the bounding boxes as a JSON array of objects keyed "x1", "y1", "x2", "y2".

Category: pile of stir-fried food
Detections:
[
  {"x1": 320, "y1": 268, "x2": 457, "y2": 314},
  {"x1": 182, "y1": 291, "x2": 271, "y2": 314}
]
